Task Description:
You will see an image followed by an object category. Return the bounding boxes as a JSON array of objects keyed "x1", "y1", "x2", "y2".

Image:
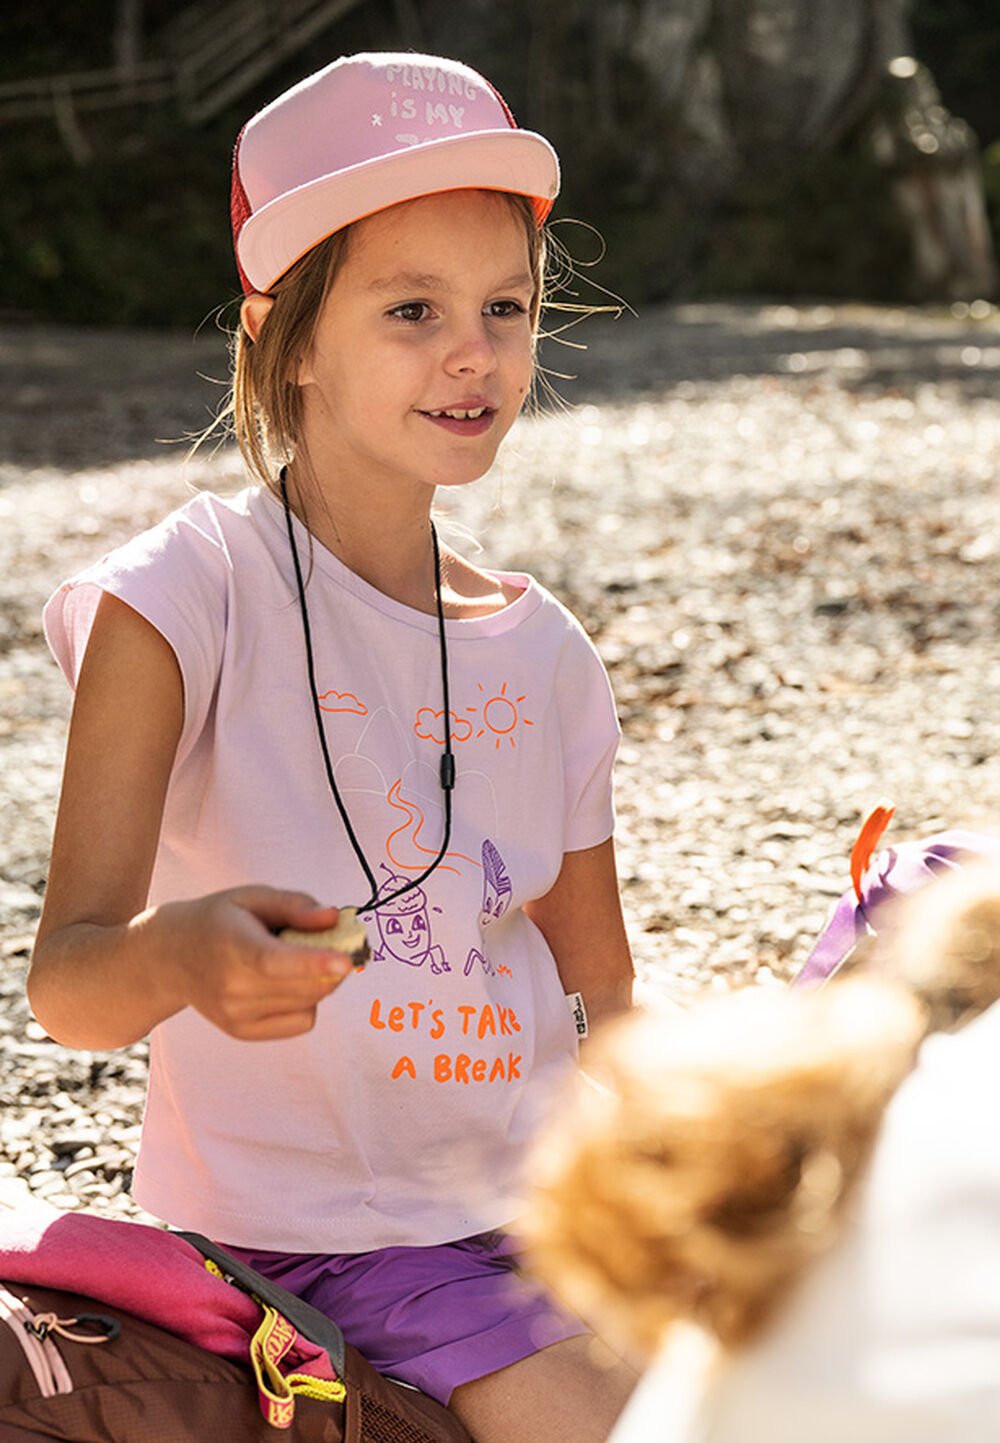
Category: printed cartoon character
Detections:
[
  {"x1": 479, "y1": 839, "x2": 512, "y2": 929},
  {"x1": 466, "y1": 840, "x2": 513, "y2": 977},
  {"x1": 372, "y1": 871, "x2": 450, "y2": 974}
]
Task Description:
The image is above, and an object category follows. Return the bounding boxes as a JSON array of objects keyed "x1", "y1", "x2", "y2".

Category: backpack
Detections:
[
  {"x1": 0, "y1": 1210, "x2": 472, "y2": 1443},
  {"x1": 794, "y1": 801, "x2": 1000, "y2": 986}
]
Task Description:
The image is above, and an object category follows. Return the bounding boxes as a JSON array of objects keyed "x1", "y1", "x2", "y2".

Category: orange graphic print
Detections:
[
  {"x1": 414, "y1": 708, "x2": 473, "y2": 744},
  {"x1": 413, "y1": 682, "x2": 533, "y2": 751},
  {"x1": 385, "y1": 779, "x2": 478, "y2": 877},
  {"x1": 317, "y1": 689, "x2": 368, "y2": 716},
  {"x1": 369, "y1": 998, "x2": 525, "y2": 1086},
  {"x1": 469, "y1": 682, "x2": 533, "y2": 750}
]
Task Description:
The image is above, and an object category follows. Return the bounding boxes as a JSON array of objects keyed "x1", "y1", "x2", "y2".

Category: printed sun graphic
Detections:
[{"x1": 467, "y1": 682, "x2": 534, "y2": 751}]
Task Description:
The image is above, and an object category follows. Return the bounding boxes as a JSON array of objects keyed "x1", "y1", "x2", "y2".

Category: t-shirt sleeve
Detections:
[
  {"x1": 557, "y1": 626, "x2": 621, "y2": 851},
  {"x1": 42, "y1": 498, "x2": 229, "y2": 763}
]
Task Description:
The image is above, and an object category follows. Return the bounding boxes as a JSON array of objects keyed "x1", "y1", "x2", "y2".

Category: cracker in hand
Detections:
[{"x1": 279, "y1": 907, "x2": 370, "y2": 970}]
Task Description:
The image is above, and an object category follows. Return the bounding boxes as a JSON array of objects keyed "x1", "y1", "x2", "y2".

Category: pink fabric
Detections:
[
  {"x1": 233, "y1": 52, "x2": 559, "y2": 292},
  {"x1": 0, "y1": 1195, "x2": 334, "y2": 1380},
  {"x1": 44, "y1": 488, "x2": 619, "y2": 1254}
]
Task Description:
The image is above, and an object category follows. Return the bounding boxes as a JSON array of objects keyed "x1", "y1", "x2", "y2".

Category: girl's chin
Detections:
[
  {"x1": 421, "y1": 448, "x2": 504, "y2": 489},
  {"x1": 431, "y1": 467, "x2": 496, "y2": 489}
]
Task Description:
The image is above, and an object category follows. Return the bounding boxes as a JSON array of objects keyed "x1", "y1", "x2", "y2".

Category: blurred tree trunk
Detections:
[
  {"x1": 113, "y1": 0, "x2": 144, "y2": 74},
  {"x1": 871, "y1": 58, "x2": 997, "y2": 299},
  {"x1": 621, "y1": 0, "x2": 995, "y2": 297},
  {"x1": 421, "y1": 0, "x2": 996, "y2": 300}
]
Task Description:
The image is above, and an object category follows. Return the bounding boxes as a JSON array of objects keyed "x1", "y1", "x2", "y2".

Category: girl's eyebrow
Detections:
[
  {"x1": 369, "y1": 271, "x2": 444, "y2": 293},
  {"x1": 368, "y1": 271, "x2": 534, "y2": 294},
  {"x1": 493, "y1": 272, "x2": 535, "y2": 292}
]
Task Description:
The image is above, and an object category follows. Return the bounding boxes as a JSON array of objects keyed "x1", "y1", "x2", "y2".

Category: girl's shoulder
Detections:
[
  {"x1": 51, "y1": 487, "x2": 285, "y2": 604},
  {"x1": 102, "y1": 486, "x2": 263, "y2": 572},
  {"x1": 43, "y1": 487, "x2": 272, "y2": 700},
  {"x1": 443, "y1": 552, "x2": 618, "y2": 731}
]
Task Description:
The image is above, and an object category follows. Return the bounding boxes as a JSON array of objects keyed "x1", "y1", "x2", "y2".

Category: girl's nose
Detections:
[{"x1": 443, "y1": 318, "x2": 498, "y2": 376}]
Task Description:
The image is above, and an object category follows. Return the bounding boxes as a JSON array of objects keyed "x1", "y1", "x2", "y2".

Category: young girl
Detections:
[{"x1": 28, "y1": 51, "x2": 635, "y2": 1443}]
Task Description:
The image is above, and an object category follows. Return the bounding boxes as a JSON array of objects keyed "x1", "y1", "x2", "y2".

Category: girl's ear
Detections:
[
  {"x1": 241, "y1": 292, "x2": 274, "y2": 342},
  {"x1": 295, "y1": 345, "x2": 316, "y2": 388}
]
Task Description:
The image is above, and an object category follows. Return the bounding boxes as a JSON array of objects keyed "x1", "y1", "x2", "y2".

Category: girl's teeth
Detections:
[{"x1": 431, "y1": 407, "x2": 487, "y2": 419}]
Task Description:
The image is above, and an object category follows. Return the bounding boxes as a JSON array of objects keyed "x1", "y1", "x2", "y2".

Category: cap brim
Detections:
[{"x1": 237, "y1": 128, "x2": 560, "y2": 293}]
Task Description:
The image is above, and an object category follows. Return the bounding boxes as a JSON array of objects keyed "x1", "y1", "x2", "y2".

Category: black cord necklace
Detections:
[{"x1": 279, "y1": 471, "x2": 456, "y2": 917}]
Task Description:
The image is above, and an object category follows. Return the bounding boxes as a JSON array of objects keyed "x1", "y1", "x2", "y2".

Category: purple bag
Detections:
[{"x1": 795, "y1": 803, "x2": 1000, "y2": 986}]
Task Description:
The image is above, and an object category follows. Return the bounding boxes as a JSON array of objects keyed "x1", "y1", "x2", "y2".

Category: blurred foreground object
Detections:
[
  {"x1": 525, "y1": 979, "x2": 924, "y2": 1356},
  {"x1": 888, "y1": 859, "x2": 1000, "y2": 1032},
  {"x1": 525, "y1": 860, "x2": 1000, "y2": 1441}
]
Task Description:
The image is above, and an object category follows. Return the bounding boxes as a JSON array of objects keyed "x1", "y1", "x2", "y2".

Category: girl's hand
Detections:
[{"x1": 151, "y1": 888, "x2": 358, "y2": 1042}]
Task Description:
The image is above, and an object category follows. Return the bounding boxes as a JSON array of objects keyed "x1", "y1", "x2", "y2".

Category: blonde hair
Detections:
[
  {"x1": 524, "y1": 979, "x2": 925, "y2": 1359},
  {"x1": 886, "y1": 859, "x2": 1000, "y2": 1031},
  {"x1": 221, "y1": 192, "x2": 547, "y2": 490}
]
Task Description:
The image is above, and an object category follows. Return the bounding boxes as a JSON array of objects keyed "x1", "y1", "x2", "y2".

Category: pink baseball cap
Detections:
[{"x1": 231, "y1": 52, "x2": 561, "y2": 294}]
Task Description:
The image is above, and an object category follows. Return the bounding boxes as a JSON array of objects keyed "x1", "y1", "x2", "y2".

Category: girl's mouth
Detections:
[{"x1": 418, "y1": 405, "x2": 496, "y2": 436}]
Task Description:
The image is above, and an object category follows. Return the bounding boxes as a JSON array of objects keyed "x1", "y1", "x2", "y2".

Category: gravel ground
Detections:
[{"x1": 1, "y1": 300, "x2": 998, "y2": 1220}]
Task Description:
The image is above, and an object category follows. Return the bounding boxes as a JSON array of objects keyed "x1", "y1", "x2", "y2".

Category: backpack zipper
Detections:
[{"x1": 0, "y1": 1284, "x2": 73, "y2": 1397}]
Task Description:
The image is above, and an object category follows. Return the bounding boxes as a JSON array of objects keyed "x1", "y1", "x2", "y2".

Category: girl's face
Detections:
[{"x1": 296, "y1": 189, "x2": 536, "y2": 494}]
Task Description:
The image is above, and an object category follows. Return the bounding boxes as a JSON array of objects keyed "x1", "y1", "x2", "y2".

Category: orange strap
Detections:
[{"x1": 850, "y1": 801, "x2": 896, "y2": 901}]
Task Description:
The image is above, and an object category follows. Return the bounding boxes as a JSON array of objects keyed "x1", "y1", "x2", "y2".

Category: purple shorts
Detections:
[{"x1": 223, "y1": 1231, "x2": 585, "y2": 1404}]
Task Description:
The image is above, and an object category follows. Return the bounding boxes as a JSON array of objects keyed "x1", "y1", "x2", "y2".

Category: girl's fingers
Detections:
[
  {"x1": 232, "y1": 1007, "x2": 324, "y2": 1042},
  {"x1": 205, "y1": 971, "x2": 346, "y2": 1036},
  {"x1": 282, "y1": 901, "x2": 344, "y2": 930},
  {"x1": 216, "y1": 891, "x2": 351, "y2": 977},
  {"x1": 228, "y1": 886, "x2": 339, "y2": 931},
  {"x1": 250, "y1": 969, "x2": 351, "y2": 1005},
  {"x1": 177, "y1": 890, "x2": 359, "y2": 1036},
  {"x1": 256, "y1": 944, "x2": 354, "y2": 982},
  {"x1": 238, "y1": 991, "x2": 331, "y2": 1018}
]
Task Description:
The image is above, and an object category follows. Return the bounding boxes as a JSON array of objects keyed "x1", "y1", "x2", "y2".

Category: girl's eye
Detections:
[
  {"x1": 486, "y1": 300, "x2": 527, "y2": 319},
  {"x1": 389, "y1": 302, "x2": 431, "y2": 323}
]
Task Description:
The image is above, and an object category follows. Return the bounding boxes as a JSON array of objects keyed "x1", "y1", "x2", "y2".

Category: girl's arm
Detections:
[
  {"x1": 29, "y1": 592, "x2": 355, "y2": 1050},
  {"x1": 525, "y1": 837, "x2": 634, "y2": 1033}
]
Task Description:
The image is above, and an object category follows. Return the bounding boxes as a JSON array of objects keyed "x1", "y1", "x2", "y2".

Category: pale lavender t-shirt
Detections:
[{"x1": 44, "y1": 487, "x2": 620, "y2": 1252}]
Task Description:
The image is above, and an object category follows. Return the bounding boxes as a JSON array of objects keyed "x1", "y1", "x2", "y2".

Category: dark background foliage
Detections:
[{"x1": 1, "y1": 0, "x2": 997, "y2": 328}]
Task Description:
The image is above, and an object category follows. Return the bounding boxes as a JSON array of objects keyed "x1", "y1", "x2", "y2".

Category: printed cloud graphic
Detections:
[
  {"x1": 317, "y1": 690, "x2": 368, "y2": 716},
  {"x1": 414, "y1": 707, "x2": 473, "y2": 744}
]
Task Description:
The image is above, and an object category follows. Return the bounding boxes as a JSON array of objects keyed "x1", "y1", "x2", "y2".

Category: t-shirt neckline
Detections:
[{"x1": 252, "y1": 485, "x2": 540, "y2": 638}]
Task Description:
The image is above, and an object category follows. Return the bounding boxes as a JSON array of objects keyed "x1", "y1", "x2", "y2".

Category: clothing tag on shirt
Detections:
[{"x1": 566, "y1": 991, "x2": 589, "y2": 1039}]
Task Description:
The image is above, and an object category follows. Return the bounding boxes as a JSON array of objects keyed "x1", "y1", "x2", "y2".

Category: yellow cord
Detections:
[{"x1": 202, "y1": 1258, "x2": 346, "y2": 1428}]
